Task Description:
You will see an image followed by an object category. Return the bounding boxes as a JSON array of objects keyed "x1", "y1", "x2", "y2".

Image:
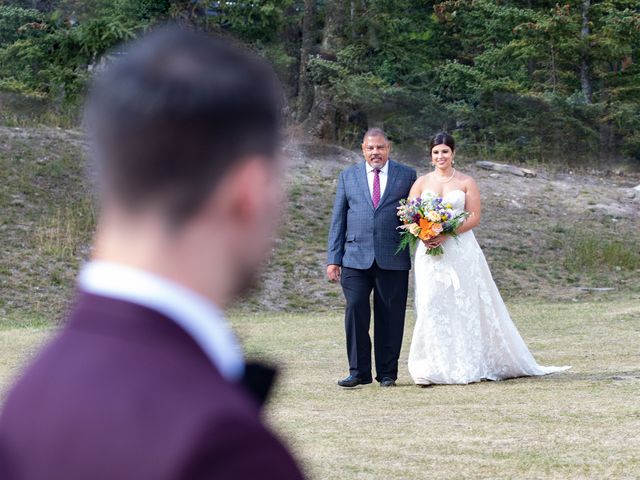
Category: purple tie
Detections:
[{"x1": 372, "y1": 168, "x2": 381, "y2": 208}]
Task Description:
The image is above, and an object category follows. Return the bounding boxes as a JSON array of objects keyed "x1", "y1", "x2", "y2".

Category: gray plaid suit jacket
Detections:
[{"x1": 327, "y1": 159, "x2": 417, "y2": 270}]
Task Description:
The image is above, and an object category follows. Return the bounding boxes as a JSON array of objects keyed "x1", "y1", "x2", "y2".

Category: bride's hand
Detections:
[{"x1": 424, "y1": 235, "x2": 446, "y2": 248}]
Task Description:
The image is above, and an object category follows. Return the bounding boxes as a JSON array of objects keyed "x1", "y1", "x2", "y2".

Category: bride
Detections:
[{"x1": 407, "y1": 132, "x2": 570, "y2": 385}]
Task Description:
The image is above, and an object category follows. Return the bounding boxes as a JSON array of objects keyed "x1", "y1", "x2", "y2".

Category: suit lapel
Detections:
[
  {"x1": 241, "y1": 361, "x2": 277, "y2": 407},
  {"x1": 357, "y1": 161, "x2": 374, "y2": 210},
  {"x1": 378, "y1": 160, "x2": 398, "y2": 208}
]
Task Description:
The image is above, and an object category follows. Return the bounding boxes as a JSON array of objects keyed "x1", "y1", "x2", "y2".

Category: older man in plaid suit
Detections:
[{"x1": 327, "y1": 128, "x2": 417, "y2": 387}]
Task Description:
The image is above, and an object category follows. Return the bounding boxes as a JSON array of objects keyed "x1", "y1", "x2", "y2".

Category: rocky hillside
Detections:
[{"x1": 1, "y1": 127, "x2": 639, "y2": 324}]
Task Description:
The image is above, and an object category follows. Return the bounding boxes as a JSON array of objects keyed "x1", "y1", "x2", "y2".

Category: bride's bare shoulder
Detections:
[
  {"x1": 409, "y1": 174, "x2": 431, "y2": 197},
  {"x1": 455, "y1": 170, "x2": 473, "y2": 181},
  {"x1": 413, "y1": 173, "x2": 431, "y2": 186},
  {"x1": 457, "y1": 171, "x2": 477, "y2": 185},
  {"x1": 456, "y1": 172, "x2": 480, "y2": 195}
]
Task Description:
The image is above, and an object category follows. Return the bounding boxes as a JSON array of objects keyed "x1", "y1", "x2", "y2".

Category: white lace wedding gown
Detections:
[{"x1": 408, "y1": 189, "x2": 570, "y2": 385}]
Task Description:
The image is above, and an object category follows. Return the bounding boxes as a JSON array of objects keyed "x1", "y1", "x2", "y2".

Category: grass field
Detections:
[{"x1": 2, "y1": 298, "x2": 639, "y2": 479}]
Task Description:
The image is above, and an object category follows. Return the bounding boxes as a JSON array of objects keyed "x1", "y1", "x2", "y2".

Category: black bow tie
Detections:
[{"x1": 241, "y1": 361, "x2": 277, "y2": 407}]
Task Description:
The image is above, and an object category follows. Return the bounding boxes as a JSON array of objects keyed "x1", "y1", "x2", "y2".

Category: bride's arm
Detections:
[
  {"x1": 456, "y1": 178, "x2": 481, "y2": 234},
  {"x1": 407, "y1": 175, "x2": 425, "y2": 200}
]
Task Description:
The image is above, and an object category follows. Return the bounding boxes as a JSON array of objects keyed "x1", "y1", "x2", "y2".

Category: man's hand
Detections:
[{"x1": 326, "y1": 264, "x2": 341, "y2": 283}]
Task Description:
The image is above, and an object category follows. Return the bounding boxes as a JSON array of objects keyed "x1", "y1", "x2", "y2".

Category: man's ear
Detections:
[{"x1": 204, "y1": 156, "x2": 272, "y2": 229}]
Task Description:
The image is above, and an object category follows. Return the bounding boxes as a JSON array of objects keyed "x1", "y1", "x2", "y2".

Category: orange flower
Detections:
[{"x1": 418, "y1": 218, "x2": 436, "y2": 240}]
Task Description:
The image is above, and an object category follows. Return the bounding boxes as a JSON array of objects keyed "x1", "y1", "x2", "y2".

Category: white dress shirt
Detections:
[
  {"x1": 366, "y1": 160, "x2": 389, "y2": 201},
  {"x1": 78, "y1": 261, "x2": 244, "y2": 381}
]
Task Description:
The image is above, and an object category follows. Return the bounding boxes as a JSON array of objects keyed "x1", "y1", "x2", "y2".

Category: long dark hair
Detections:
[{"x1": 429, "y1": 132, "x2": 455, "y2": 152}]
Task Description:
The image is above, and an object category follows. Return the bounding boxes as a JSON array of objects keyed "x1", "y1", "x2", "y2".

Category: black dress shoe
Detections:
[
  {"x1": 337, "y1": 375, "x2": 372, "y2": 387},
  {"x1": 379, "y1": 377, "x2": 396, "y2": 387}
]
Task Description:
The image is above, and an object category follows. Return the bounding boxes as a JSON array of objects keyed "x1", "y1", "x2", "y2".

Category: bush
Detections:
[{"x1": 564, "y1": 232, "x2": 640, "y2": 272}]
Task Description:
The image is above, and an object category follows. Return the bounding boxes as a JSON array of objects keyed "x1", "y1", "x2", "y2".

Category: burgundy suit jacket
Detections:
[{"x1": 0, "y1": 293, "x2": 305, "y2": 480}]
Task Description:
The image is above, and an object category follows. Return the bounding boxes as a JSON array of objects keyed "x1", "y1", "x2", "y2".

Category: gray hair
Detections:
[{"x1": 363, "y1": 127, "x2": 388, "y2": 142}]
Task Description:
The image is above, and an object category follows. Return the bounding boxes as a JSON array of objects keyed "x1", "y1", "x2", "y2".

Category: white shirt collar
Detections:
[
  {"x1": 367, "y1": 160, "x2": 390, "y2": 174},
  {"x1": 78, "y1": 261, "x2": 244, "y2": 381}
]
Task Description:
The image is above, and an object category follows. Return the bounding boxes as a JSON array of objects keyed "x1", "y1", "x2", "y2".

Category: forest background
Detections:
[{"x1": 0, "y1": 0, "x2": 639, "y2": 166}]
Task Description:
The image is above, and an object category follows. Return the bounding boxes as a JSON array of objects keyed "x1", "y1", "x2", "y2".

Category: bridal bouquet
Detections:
[{"x1": 396, "y1": 194, "x2": 470, "y2": 256}]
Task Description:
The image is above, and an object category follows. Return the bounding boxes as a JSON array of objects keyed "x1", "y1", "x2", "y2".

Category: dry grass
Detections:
[
  {"x1": 0, "y1": 126, "x2": 92, "y2": 320},
  {"x1": 34, "y1": 203, "x2": 96, "y2": 262},
  {"x1": 233, "y1": 299, "x2": 640, "y2": 479},
  {"x1": 0, "y1": 327, "x2": 51, "y2": 400},
  {"x1": 1, "y1": 298, "x2": 639, "y2": 478}
]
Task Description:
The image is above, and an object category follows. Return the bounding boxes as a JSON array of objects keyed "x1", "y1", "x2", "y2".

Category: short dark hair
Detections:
[
  {"x1": 429, "y1": 132, "x2": 455, "y2": 152},
  {"x1": 85, "y1": 26, "x2": 283, "y2": 224},
  {"x1": 363, "y1": 127, "x2": 388, "y2": 142}
]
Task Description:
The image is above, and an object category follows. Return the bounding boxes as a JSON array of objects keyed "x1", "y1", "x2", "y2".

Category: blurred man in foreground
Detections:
[{"x1": 0, "y1": 26, "x2": 305, "y2": 480}]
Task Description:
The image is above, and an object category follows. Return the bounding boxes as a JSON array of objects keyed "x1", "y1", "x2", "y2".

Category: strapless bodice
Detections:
[{"x1": 422, "y1": 189, "x2": 465, "y2": 212}]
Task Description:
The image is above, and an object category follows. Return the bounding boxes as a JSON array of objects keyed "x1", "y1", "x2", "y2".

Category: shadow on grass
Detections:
[{"x1": 544, "y1": 369, "x2": 640, "y2": 383}]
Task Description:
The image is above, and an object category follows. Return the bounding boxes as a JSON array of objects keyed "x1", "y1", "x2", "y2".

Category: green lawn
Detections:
[{"x1": 1, "y1": 299, "x2": 639, "y2": 479}]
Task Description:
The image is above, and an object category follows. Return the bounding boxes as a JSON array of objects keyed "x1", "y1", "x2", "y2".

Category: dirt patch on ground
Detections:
[{"x1": 1, "y1": 127, "x2": 639, "y2": 323}]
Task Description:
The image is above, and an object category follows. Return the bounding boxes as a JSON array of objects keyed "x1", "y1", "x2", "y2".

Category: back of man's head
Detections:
[{"x1": 85, "y1": 26, "x2": 283, "y2": 225}]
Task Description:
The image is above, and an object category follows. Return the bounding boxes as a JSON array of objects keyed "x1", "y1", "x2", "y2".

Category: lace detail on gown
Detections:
[{"x1": 408, "y1": 190, "x2": 570, "y2": 384}]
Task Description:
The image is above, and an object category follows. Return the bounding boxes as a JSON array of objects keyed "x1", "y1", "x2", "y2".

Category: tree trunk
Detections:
[
  {"x1": 306, "y1": 0, "x2": 349, "y2": 140},
  {"x1": 350, "y1": 1, "x2": 356, "y2": 40},
  {"x1": 580, "y1": 0, "x2": 592, "y2": 103},
  {"x1": 550, "y1": 43, "x2": 557, "y2": 93},
  {"x1": 322, "y1": 0, "x2": 348, "y2": 53},
  {"x1": 475, "y1": 161, "x2": 537, "y2": 178},
  {"x1": 525, "y1": 0, "x2": 536, "y2": 78},
  {"x1": 296, "y1": 0, "x2": 316, "y2": 122}
]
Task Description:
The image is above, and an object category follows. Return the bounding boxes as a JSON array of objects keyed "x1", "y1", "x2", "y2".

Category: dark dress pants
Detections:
[{"x1": 340, "y1": 262, "x2": 409, "y2": 382}]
